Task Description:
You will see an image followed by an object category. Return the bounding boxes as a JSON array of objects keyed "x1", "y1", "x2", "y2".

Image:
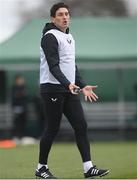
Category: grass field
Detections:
[{"x1": 0, "y1": 141, "x2": 137, "y2": 179}]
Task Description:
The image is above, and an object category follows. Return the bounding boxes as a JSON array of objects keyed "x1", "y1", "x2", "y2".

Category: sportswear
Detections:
[
  {"x1": 84, "y1": 165, "x2": 109, "y2": 178},
  {"x1": 40, "y1": 23, "x2": 86, "y2": 93},
  {"x1": 35, "y1": 166, "x2": 57, "y2": 179}
]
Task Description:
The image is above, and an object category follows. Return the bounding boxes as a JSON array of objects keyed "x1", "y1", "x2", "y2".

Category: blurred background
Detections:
[{"x1": 0, "y1": 0, "x2": 137, "y2": 142}]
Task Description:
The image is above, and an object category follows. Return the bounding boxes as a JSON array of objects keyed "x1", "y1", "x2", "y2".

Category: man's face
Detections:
[{"x1": 51, "y1": 7, "x2": 70, "y2": 32}]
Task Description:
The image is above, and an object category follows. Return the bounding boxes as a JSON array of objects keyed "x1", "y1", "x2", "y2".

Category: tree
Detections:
[{"x1": 64, "y1": 0, "x2": 128, "y2": 16}]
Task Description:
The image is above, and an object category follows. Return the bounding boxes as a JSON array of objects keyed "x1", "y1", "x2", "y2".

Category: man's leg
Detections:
[
  {"x1": 36, "y1": 93, "x2": 64, "y2": 179},
  {"x1": 39, "y1": 93, "x2": 64, "y2": 164},
  {"x1": 63, "y1": 93, "x2": 109, "y2": 178},
  {"x1": 63, "y1": 93, "x2": 91, "y2": 163}
]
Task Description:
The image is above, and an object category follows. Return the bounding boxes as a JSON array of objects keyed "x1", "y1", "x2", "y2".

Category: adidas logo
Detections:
[
  {"x1": 91, "y1": 168, "x2": 99, "y2": 175},
  {"x1": 41, "y1": 172, "x2": 49, "y2": 178}
]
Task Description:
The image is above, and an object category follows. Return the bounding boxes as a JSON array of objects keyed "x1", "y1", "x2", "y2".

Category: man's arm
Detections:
[
  {"x1": 75, "y1": 65, "x2": 86, "y2": 88},
  {"x1": 75, "y1": 65, "x2": 98, "y2": 102},
  {"x1": 41, "y1": 33, "x2": 70, "y2": 89}
]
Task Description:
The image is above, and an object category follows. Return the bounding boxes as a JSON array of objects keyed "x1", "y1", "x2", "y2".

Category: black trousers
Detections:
[{"x1": 39, "y1": 92, "x2": 91, "y2": 164}]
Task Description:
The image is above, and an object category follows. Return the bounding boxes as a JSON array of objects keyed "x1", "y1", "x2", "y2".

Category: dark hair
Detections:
[{"x1": 50, "y1": 2, "x2": 70, "y2": 17}]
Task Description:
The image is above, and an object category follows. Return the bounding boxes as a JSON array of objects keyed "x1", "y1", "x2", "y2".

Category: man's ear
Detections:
[{"x1": 51, "y1": 17, "x2": 55, "y2": 23}]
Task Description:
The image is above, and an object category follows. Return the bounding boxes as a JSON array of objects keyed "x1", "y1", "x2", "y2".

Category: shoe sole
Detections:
[
  {"x1": 36, "y1": 175, "x2": 58, "y2": 179},
  {"x1": 85, "y1": 170, "x2": 109, "y2": 178},
  {"x1": 100, "y1": 170, "x2": 109, "y2": 177},
  {"x1": 36, "y1": 175, "x2": 51, "y2": 179}
]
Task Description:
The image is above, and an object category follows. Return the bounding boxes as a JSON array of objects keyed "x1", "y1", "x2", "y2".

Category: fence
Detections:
[{"x1": 0, "y1": 61, "x2": 137, "y2": 139}]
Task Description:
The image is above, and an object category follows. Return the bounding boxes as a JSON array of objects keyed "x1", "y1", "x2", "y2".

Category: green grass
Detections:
[{"x1": 0, "y1": 142, "x2": 137, "y2": 179}]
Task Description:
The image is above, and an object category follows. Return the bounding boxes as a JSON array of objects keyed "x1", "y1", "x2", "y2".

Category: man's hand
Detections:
[
  {"x1": 82, "y1": 85, "x2": 98, "y2": 102},
  {"x1": 69, "y1": 84, "x2": 81, "y2": 94}
]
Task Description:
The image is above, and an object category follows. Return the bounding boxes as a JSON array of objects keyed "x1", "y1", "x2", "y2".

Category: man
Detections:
[{"x1": 35, "y1": 2, "x2": 109, "y2": 179}]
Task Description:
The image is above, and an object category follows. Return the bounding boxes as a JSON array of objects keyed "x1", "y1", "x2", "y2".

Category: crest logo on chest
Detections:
[{"x1": 67, "y1": 38, "x2": 72, "y2": 44}]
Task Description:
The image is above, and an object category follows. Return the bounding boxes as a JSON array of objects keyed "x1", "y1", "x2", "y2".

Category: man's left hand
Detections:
[{"x1": 82, "y1": 85, "x2": 98, "y2": 102}]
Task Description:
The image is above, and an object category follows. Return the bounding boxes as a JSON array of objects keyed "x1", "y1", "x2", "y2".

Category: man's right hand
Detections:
[{"x1": 69, "y1": 84, "x2": 80, "y2": 94}]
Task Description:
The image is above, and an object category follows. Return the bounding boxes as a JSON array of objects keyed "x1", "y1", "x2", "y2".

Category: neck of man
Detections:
[
  {"x1": 54, "y1": 23, "x2": 67, "y2": 33},
  {"x1": 60, "y1": 28, "x2": 67, "y2": 33}
]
